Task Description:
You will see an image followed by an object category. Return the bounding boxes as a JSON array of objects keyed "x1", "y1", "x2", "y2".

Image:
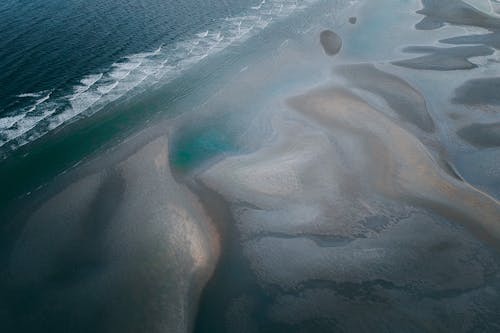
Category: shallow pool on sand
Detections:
[{"x1": 2, "y1": 0, "x2": 500, "y2": 332}]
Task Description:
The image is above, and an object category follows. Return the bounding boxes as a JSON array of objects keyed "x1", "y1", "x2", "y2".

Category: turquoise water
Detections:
[
  {"x1": 3, "y1": 0, "x2": 500, "y2": 332},
  {"x1": 0, "y1": 0, "x2": 322, "y2": 209},
  {"x1": 171, "y1": 125, "x2": 238, "y2": 172}
]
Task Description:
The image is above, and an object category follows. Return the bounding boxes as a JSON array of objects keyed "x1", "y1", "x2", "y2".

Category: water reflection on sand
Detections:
[{"x1": 3, "y1": 0, "x2": 500, "y2": 332}]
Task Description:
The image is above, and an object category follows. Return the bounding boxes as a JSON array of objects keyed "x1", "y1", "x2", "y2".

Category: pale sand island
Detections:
[{"x1": 1, "y1": 0, "x2": 500, "y2": 332}]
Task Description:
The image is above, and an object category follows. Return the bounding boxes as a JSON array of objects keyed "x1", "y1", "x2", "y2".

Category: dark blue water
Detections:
[
  {"x1": 0, "y1": 0, "x2": 251, "y2": 103},
  {"x1": 0, "y1": 0, "x2": 319, "y2": 210},
  {"x1": 3, "y1": 1, "x2": 500, "y2": 332},
  {"x1": 0, "y1": 0, "x2": 283, "y2": 151},
  {"x1": 0, "y1": 0, "x2": 237, "y2": 104}
]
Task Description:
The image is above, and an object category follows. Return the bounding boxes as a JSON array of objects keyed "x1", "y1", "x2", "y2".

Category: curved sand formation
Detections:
[
  {"x1": 3, "y1": 0, "x2": 500, "y2": 332},
  {"x1": 336, "y1": 64, "x2": 435, "y2": 132},
  {"x1": 5, "y1": 137, "x2": 219, "y2": 333},
  {"x1": 288, "y1": 87, "x2": 500, "y2": 246},
  {"x1": 197, "y1": 76, "x2": 500, "y2": 331}
]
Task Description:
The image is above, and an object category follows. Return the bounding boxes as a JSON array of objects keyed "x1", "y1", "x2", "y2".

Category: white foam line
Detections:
[
  {"x1": 25, "y1": 91, "x2": 53, "y2": 113},
  {"x1": 197, "y1": 30, "x2": 209, "y2": 38},
  {"x1": 252, "y1": 0, "x2": 267, "y2": 10},
  {"x1": 1, "y1": 0, "x2": 322, "y2": 150},
  {"x1": 81, "y1": 73, "x2": 104, "y2": 87},
  {"x1": 17, "y1": 92, "x2": 42, "y2": 98},
  {"x1": 73, "y1": 73, "x2": 104, "y2": 95},
  {"x1": 97, "y1": 81, "x2": 119, "y2": 95},
  {"x1": 126, "y1": 45, "x2": 163, "y2": 60},
  {"x1": 0, "y1": 114, "x2": 24, "y2": 130},
  {"x1": 4, "y1": 109, "x2": 57, "y2": 141}
]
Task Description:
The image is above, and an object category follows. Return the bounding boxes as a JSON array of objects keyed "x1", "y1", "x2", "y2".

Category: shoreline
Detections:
[{"x1": 2, "y1": 0, "x2": 500, "y2": 331}]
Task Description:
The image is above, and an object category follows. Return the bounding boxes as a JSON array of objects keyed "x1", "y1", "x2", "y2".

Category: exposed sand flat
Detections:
[
  {"x1": 200, "y1": 118, "x2": 341, "y2": 208},
  {"x1": 3, "y1": 0, "x2": 500, "y2": 331},
  {"x1": 267, "y1": 280, "x2": 495, "y2": 332},
  {"x1": 198, "y1": 74, "x2": 500, "y2": 331},
  {"x1": 336, "y1": 64, "x2": 435, "y2": 132},
  {"x1": 244, "y1": 213, "x2": 487, "y2": 291},
  {"x1": 6, "y1": 137, "x2": 219, "y2": 333},
  {"x1": 191, "y1": 1, "x2": 500, "y2": 326},
  {"x1": 493, "y1": 0, "x2": 500, "y2": 14},
  {"x1": 199, "y1": 114, "x2": 390, "y2": 239},
  {"x1": 288, "y1": 88, "x2": 500, "y2": 246}
]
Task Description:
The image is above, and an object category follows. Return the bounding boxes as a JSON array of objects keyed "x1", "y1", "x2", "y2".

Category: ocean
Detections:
[
  {"x1": 0, "y1": 0, "x2": 321, "y2": 206},
  {"x1": 2, "y1": 0, "x2": 500, "y2": 332}
]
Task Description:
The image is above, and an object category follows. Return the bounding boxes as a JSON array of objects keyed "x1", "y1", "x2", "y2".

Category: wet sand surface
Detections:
[
  {"x1": 336, "y1": 64, "x2": 435, "y2": 132},
  {"x1": 453, "y1": 77, "x2": 500, "y2": 105},
  {"x1": 458, "y1": 122, "x2": 500, "y2": 148},
  {"x1": 1, "y1": 136, "x2": 220, "y2": 333},
  {"x1": 415, "y1": 0, "x2": 500, "y2": 30},
  {"x1": 441, "y1": 31, "x2": 500, "y2": 50},
  {"x1": 2, "y1": 0, "x2": 500, "y2": 332},
  {"x1": 393, "y1": 45, "x2": 495, "y2": 70}
]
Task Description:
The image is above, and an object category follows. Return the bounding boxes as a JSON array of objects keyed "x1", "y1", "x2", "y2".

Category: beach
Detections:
[{"x1": 1, "y1": 0, "x2": 500, "y2": 332}]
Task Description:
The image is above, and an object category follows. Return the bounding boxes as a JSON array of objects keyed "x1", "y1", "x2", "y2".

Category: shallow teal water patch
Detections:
[{"x1": 171, "y1": 126, "x2": 238, "y2": 172}]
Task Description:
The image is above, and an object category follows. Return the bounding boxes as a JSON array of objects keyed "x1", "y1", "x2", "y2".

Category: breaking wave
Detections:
[{"x1": 0, "y1": 0, "x2": 317, "y2": 151}]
